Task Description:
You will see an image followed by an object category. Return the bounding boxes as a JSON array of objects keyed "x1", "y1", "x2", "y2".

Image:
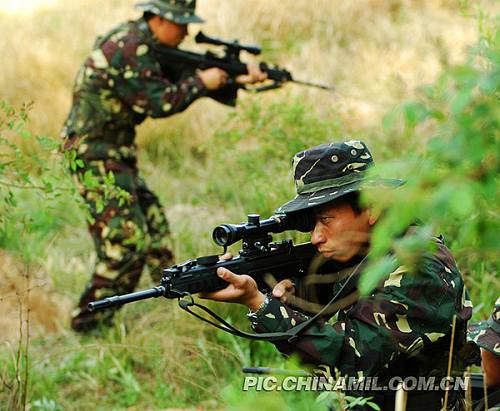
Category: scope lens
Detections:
[{"x1": 212, "y1": 226, "x2": 231, "y2": 246}]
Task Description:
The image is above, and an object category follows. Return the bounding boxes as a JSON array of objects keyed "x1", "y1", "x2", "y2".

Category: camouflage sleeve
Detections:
[
  {"x1": 97, "y1": 32, "x2": 207, "y2": 117},
  {"x1": 250, "y1": 250, "x2": 472, "y2": 378}
]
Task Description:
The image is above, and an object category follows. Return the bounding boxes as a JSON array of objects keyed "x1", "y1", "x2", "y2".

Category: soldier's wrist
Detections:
[
  {"x1": 192, "y1": 74, "x2": 208, "y2": 93},
  {"x1": 247, "y1": 293, "x2": 268, "y2": 314}
]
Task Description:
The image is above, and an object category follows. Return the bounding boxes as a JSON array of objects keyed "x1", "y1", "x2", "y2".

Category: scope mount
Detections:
[{"x1": 238, "y1": 214, "x2": 273, "y2": 256}]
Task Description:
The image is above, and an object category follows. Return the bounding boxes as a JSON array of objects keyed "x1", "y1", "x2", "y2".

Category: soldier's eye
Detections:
[{"x1": 319, "y1": 216, "x2": 334, "y2": 224}]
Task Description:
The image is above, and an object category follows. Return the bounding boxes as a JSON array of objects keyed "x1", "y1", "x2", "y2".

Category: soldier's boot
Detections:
[{"x1": 71, "y1": 274, "x2": 117, "y2": 333}]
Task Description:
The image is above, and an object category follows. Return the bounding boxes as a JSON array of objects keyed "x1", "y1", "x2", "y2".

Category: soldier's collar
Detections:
[
  {"x1": 137, "y1": 18, "x2": 150, "y2": 34},
  {"x1": 137, "y1": 18, "x2": 158, "y2": 44}
]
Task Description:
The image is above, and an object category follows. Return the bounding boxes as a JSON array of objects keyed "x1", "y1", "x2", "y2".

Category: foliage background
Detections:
[{"x1": 0, "y1": 0, "x2": 498, "y2": 410}]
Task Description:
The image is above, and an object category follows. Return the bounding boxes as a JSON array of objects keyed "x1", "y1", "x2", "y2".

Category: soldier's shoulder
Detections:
[
  {"x1": 99, "y1": 19, "x2": 150, "y2": 47},
  {"x1": 419, "y1": 235, "x2": 460, "y2": 275},
  {"x1": 89, "y1": 19, "x2": 154, "y2": 68}
]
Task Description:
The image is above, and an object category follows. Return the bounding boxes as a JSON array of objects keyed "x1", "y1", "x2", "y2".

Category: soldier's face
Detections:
[
  {"x1": 310, "y1": 200, "x2": 375, "y2": 262},
  {"x1": 150, "y1": 16, "x2": 188, "y2": 47}
]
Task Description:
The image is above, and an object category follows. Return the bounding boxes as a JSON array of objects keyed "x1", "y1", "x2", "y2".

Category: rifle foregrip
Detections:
[
  {"x1": 167, "y1": 268, "x2": 229, "y2": 297},
  {"x1": 260, "y1": 63, "x2": 293, "y2": 83}
]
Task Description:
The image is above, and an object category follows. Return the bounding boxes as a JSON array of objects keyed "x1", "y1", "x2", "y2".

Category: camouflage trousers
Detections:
[{"x1": 71, "y1": 157, "x2": 174, "y2": 331}]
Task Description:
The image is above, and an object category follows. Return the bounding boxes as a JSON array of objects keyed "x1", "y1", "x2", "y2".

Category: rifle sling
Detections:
[{"x1": 177, "y1": 255, "x2": 367, "y2": 342}]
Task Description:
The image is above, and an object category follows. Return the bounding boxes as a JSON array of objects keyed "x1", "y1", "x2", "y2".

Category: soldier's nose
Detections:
[{"x1": 310, "y1": 224, "x2": 324, "y2": 246}]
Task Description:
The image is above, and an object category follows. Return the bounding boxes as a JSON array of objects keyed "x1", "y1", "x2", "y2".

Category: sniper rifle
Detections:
[
  {"x1": 88, "y1": 212, "x2": 315, "y2": 312},
  {"x1": 153, "y1": 31, "x2": 335, "y2": 93}
]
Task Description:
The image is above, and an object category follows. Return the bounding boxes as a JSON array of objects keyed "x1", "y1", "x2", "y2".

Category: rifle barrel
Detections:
[
  {"x1": 242, "y1": 367, "x2": 310, "y2": 376},
  {"x1": 88, "y1": 286, "x2": 166, "y2": 311},
  {"x1": 292, "y1": 79, "x2": 335, "y2": 91}
]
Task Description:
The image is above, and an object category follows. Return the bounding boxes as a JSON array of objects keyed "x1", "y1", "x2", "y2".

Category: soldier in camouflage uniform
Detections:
[
  {"x1": 62, "y1": 0, "x2": 266, "y2": 332},
  {"x1": 202, "y1": 141, "x2": 473, "y2": 410},
  {"x1": 468, "y1": 298, "x2": 500, "y2": 389}
]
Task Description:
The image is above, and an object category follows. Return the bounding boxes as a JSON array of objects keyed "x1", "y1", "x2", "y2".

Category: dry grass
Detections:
[
  {"x1": 0, "y1": 251, "x2": 72, "y2": 343},
  {"x1": 1, "y1": 0, "x2": 492, "y2": 143}
]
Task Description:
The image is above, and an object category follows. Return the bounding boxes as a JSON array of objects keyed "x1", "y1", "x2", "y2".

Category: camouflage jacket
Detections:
[
  {"x1": 61, "y1": 17, "x2": 207, "y2": 159},
  {"x1": 249, "y1": 237, "x2": 473, "y2": 379}
]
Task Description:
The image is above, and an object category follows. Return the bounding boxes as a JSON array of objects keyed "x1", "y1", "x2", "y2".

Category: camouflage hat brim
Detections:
[
  {"x1": 135, "y1": 2, "x2": 205, "y2": 24},
  {"x1": 275, "y1": 177, "x2": 405, "y2": 214}
]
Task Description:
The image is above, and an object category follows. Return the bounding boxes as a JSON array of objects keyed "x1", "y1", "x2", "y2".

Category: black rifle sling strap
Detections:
[{"x1": 177, "y1": 255, "x2": 368, "y2": 342}]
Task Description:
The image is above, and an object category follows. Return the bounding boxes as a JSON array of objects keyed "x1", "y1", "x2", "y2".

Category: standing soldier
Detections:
[{"x1": 62, "y1": 0, "x2": 266, "y2": 332}]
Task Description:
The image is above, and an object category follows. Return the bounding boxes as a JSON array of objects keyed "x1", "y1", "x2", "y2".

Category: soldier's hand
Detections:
[
  {"x1": 236, "y1": 63, "x2": 268, "y2": 85},
  {"x1": 197, "y1": 67, "x2": 228, "y2": 90},
  {"x1": 199, "y1": 267, "x2": 265, "y2": 311},
  {"x1": 272, "y1": 279, "x2": 295, "y2": 304}
]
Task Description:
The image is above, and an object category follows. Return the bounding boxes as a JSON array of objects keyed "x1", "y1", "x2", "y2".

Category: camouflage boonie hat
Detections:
[
  {"x1": 275, "y1": 140, "x2": 405, "y2": 214},
  {"x1": 136, "y1": 0, "x2": 204, "y2": 24},
  {"x1": 468, "y1": 297, "x2": 500, "y2": 356}
]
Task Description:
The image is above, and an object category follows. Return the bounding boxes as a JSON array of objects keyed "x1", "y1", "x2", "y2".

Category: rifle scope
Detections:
[
  {"x1": 212, "y1": 212, "x2": 313, "y2": 248},
  {"x1": 195, "y1": 31, "x2": 262, "y2": 55}
]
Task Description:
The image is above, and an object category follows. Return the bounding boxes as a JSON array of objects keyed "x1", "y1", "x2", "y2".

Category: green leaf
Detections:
[
  {"x1": 382, "y1": 106, "x2": 401, "y2": 130},
  {"x1": 36, "y1": 135, "x2": 60, "y2": 150},
  {"x1": 432, "y1": 182, "x2": 475, "y2": 218},
  {"x1": 359, "y1": 256, "x2": 398, "y2": 295},
  {"x1": 42, "y1": 178, "x2": 54, "y2": 193},
  {"x1": 20, "y1": 129, "x2": 31, "y2": 139},
  {"x1": 107, "y1": 171, "x2": 115, "y2": 184},
  {"x1": 403, "y1": 102, "x2": 429, "y2": 128},
  {"x1": 5, "y1": 190, "x2": 17, "y2": 207},
  {"x1": 367, "y1": 401, "x2": 381, "y2": 410},
  {"x1": 82, "y1": 170, "x2": 95, "y2": 188},
  {"x1": 96, "y1": 198, "x2": 104, "y2": 213},
  {"x1": 450, "y1": 88, "x2": 472, "y2": 116}
]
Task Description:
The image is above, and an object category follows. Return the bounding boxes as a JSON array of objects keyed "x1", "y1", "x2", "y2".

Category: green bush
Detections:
[{"x1": 360, "y1": 27, "x2": 499, "y2": 308}]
